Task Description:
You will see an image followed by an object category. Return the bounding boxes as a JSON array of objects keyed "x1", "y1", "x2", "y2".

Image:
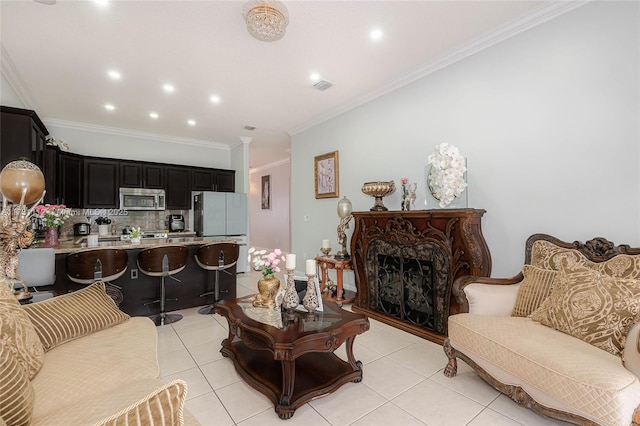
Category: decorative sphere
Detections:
[
  {"x1": 337, "y1": 196, "x2": 352, "y2": 218},
  {"x1": 0, "y1": 160, "x2": 45, "y2": 205}
]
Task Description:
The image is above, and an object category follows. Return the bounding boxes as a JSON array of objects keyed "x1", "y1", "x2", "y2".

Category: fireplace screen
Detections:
[{"x1": 376, "y1": 254, "x2": 435, "y2": 329}]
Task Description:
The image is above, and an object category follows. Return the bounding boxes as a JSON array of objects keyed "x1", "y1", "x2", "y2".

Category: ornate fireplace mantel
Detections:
[{"x1": 350, "y1": 209, "x2": 491, "y2": 344}]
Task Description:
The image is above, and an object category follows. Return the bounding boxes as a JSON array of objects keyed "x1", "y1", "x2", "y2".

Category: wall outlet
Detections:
[
  {"x1": 131, "y1": 269, "x2": 138, "y2": 279},
  {"x1": 304, "y1": 214, "x2": 310, "y2": 222}
]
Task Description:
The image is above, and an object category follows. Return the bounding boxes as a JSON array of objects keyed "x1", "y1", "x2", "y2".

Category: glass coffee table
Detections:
[{"x1": 214, "y1": 295, "x2": 370, "y2": 419}]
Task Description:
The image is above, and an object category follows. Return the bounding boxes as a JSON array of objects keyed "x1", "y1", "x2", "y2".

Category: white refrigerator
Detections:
[{"x1": 193, "y1": 192, "x2": 248, "y2": 272}]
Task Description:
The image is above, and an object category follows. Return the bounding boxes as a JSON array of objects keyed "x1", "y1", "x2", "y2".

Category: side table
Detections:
[{"x1": 314, "y1": 256, "x2": 355, "y2": 306}]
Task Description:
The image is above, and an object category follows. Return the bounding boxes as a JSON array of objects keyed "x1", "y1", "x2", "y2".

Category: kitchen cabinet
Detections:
[
  {"x1": 120, "y1": 162, "x2": 142, "y2": 188},
  {"x1": 84, "y1": 158, "x2": 119, "y2": 208},
  {"x1": 192, "y1": 168, "x2": 235, "y2": 192},
  {"x1": 0, "y1": 106, "x2": 48, "y2": 170},
  {"x1": 143, "y1": 164, "x2": 164, "y2": 189},
  {"x1": 43, "y1": 146, "x2": 59, "y2": 204},
  {"x1": 165, "y1": 166, "x2": 190, "y2": 209},
  {"x1": 58, "y1": 152, "x2": 83, "y2": 208}
]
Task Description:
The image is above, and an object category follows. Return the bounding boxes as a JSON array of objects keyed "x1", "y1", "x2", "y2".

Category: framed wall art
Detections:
[
  {"x1": 261, "y1": 175, "x2": 271, "y2": 209},
  {"x1": 314, "y1": 151, "x2": 339, "y2": 199}
]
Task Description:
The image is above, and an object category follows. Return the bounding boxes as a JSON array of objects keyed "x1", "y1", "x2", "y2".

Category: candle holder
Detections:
[
  {"x1": 320, "y1": 247, "x2": 331, "y2": 257},
  {"x1": 283, "y1": 269, "x2": 299, "y2": 311},
  {"x1": 302, "y1": 274, "x2": 319, "y2": 313}
]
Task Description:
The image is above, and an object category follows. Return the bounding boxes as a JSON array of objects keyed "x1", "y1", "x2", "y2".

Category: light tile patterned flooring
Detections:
[{"x1": 157, "y1": 271, "x2": 568, "y2": 426}]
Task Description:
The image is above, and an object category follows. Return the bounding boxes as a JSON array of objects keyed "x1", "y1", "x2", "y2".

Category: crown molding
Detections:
[
  {"x1": 0, "y1": 45, "x2": 38, "y2": 109},
  {"x1": 43, "y1": 118, "x2": 230, "y2": 150},
  {"x1": 250, "y1": 157, "x2": 290, "y2": 174},
  {"x1": 289, "y1": 0, "x2": 588, "y2": 136}
]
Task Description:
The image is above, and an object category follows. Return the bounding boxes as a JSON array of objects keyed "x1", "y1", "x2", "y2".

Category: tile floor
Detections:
[{"x1": 157, "y1": 271, "x2": 569, "y2": 426}]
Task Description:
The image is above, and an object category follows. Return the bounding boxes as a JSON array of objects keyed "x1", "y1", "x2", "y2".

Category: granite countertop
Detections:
[{"x1": 35, "y1": 233, "x2": 243, "y2": 254}]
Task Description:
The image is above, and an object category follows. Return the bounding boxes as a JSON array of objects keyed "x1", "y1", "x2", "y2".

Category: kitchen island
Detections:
[{"x1": 29, "y1": 235, "x2": 243, "y2": 317}]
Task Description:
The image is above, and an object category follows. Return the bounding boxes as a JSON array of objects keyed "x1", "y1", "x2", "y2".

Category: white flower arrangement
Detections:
[{"x1": 427, "y1": 143, "x2": 467, "y2": 208}]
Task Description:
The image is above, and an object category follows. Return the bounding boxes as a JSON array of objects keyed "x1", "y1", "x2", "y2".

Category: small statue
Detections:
[{"x1": 401, "y1": 178, "x2": 417, "y2": 211}]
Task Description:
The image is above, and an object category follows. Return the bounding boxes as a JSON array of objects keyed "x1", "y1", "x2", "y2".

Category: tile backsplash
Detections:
[{"x1": 60, "y1": 209, "x2": 190, "y2": 237}]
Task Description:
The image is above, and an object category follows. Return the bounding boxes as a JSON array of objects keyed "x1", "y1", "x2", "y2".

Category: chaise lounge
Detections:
[{"x1": 444, "y1": 234, "x2": 640, "y2": 426}]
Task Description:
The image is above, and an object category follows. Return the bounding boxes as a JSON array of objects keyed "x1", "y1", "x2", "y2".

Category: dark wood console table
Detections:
[
  {"x1": 214, "y1": 296, "x2": 369, "y2": 419},
  {"x1": 350, "y1": 209, "x2": 491, "y2": 344}
]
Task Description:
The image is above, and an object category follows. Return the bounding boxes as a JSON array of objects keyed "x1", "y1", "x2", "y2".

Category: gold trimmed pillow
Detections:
[
  {"x1": 0, "y1": 344, "x2": 34, "y2": 426},
  {"x1": 0, "y1": 279, "x2": 43, "y2": 379},
  {"x1": 511, "y1": 265, "x2": 557, "y2": 317},
  {"x1": 22, "y1": 281, "x2": 129, "y2": 352},
  {"x1": 530, "y1": 263, "x2": 640, "y2": 356},
  {"x1": 94, "y1": 379, "x2": 187, "y2": 426}
]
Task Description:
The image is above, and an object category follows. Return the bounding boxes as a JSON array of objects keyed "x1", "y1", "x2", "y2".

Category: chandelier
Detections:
[{"x1": 242, "y1": 0, "x2": 289, "y2": 42}]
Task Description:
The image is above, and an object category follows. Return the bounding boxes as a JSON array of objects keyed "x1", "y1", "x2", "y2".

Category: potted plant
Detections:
[
  {"x1": 95, "y1": 216, "x2": 112, "y2": 236},
  {"x1": 129, "y1": 227, "x2": 142, "y2": 244}
]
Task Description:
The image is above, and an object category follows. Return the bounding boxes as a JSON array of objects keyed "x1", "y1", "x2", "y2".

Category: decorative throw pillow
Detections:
[
  {"x1": 530, "y1": 263, "x2": 640, "y2": 356},
  {"x1": 511, "y1": 265, "x2": 557, "y2": 317},
  {"x1": 531, "y1": 240, "x2": 640, "y2": 278},
  {"x1": 22, "y1": 281, "x2": 129, "y2": 352},
  {"x1": 94, "y1": 380, "x2": 187, "y2": 426},
  {"x1": 0, "y1": 344, "x2": 35, "y2": 426},
  {"x1": 0, "y1": 278, "x2": 44, "y2": 379}
]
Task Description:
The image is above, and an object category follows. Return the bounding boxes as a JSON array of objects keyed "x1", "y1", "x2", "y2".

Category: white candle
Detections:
[
  {"x1": 322, "y1": 239, "x2": 330, "y2": 249},
  {"x1": 285, "y1": 253, "x2": 296, "y2": 270},
  {"x1": 306, "y1": 259, "x2": 316, "y2": 275}
]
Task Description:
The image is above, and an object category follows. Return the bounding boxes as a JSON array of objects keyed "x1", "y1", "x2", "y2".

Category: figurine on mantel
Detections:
[{"x1": 401, "y1": 178, "x2": 417, "y2": 211}]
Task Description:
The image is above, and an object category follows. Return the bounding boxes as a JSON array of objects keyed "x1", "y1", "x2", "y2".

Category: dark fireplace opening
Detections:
[{"x1": 376, "y1": 254, "x2": 435, "y2": 330}]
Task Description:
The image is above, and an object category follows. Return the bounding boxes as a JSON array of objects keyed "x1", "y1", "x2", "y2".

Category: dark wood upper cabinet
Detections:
[
  {"x1": 43, "y1": 146, "x2": 59, "y2": 204},
  {"x1": 0, "y1": 106, "x2": 48, "y2": 170},
  {"x1": 84, "y1": 158, "x2": 119, "y2": 208},
  {"x1": 165, "y1": 166, "x2": 190, "y2": 210},
  {"x1": 58, "y1": 152, "x2": 83, "y2": 208},
  {"x1": 215, "y1": 169, "x2": 235, "y2": 192},
  {"x1": 120, "y1": 162, "x2": 142, "y2": 188},
  {"x1": 143, "y1": 164, "x2": 164, "y2": 189}
]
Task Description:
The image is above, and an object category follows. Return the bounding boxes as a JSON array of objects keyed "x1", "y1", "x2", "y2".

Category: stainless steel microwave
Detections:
[{"x1": 119, "y1": 188, "x2": 166, "y2": 211}]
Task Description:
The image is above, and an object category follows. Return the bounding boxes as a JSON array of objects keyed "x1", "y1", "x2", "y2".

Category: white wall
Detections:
[
  {"x1": 291, "y1": 1, "x2": 640, "y2": 285},
  {"x1": 249, "y1": 159, "x2": 290, "y2": 252}
]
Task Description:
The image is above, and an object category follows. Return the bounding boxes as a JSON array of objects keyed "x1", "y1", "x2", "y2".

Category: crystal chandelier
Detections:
[{"x1": 242, "y1": 0, "x2": 289, "y2": 42}]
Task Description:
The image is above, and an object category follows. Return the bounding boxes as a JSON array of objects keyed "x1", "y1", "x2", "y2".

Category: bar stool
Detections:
[
  {"x1": 66, "y1": 248, "x2": 128, "y2": 305},
  {"x1": 195, "y1": 242, "x2": 239, "y2": 315},
  {"x1": 137, "y1": 245, "x2": 188, "y2": 326}
]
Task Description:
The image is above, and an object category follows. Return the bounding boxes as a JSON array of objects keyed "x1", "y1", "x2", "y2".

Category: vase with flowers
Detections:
[
  {"x1": 249, "y1": 247, "x2": 286, "y2": 308},
  {"x1": 426, "y1": 143, "x2": 468, "y2": 208},
  {"x1": 33, "y1": 204, "x2": 71, "y2": 248}
]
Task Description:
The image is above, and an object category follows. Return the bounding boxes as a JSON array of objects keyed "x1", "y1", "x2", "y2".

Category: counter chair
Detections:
[
  {"x1": 66, "y1": 248, "x2": 129, "y2": 305},
  {"x1": 137, "y1": 245, "x2": 188, "y2": 326},
  {"x1": 195, "y1": 242, "x2": 239, "y2": 315}
]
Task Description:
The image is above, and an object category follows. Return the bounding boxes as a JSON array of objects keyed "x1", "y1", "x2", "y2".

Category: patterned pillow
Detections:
[
  {"x1": 94, "y1": 379, "x2": 187, "y2": 426},
  {"x1": 531, "y1": 240, "x2": 640, "y2": 278},
  {"x1": 0, "y1": 279, "x2": 44, "y2": 379},
  {"x1": 22, "y1": 281, "x2": 129, "y2": 352},
  {"x1": 0, "y1": 344, "x2": 34, "y2": 426},
  {"x1": 530, "y1": 263, "x2": 640, "y2": 356},
  {"x1": 511, "y1": 265, "x2": 557, "y2": 317}
]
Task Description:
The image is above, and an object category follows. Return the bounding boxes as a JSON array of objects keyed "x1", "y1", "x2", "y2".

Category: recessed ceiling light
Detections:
[
  {"x1": 107, "y1": 70, "x2": 121, "y2": 80},
  {"x1": 149, "y1": 112, "x2": 159, "y2": 119},
  {"x1": 370, "y1": 28, "x2": 383, "y2": 40},
  {"x1": 163, "y1": 84, "x2": 175, "y2": 93},
  {"x1": 93, "y1": 0, "x2": 108, "y2": 7},
  {"x1": 104, "y1": 104, "x2": 115, "y2": 111},
  {"x1": 309, "y1": 73, "x2": 321, "y2": 83},
  {"x1": 187, "y1": 119, "x2": 196, "y2": 126},
  {"x1": 209, "y1": 95, "x2": 221, "y2": 104}
]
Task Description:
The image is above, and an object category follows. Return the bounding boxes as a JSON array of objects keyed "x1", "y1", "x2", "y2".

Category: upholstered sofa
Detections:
[
  {"x1": 444, "y1": 234, "x2": 640, "y2": 426},
  {"x1": 0, "y1": 280, "x2": 199, "y2": 425}
]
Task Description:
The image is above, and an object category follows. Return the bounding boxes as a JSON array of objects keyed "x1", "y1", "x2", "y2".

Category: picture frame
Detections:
[
  {"x1": 261, "y1": 175, "x2": 271, "y2": 209},
  {"x1": 314, "y1": 151, "x2": 339, "y2": 199}
]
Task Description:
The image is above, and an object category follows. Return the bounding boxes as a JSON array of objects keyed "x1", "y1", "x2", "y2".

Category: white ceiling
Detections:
[{"x1": 0, "y1": 0, "x2": 550, "y2": 169}]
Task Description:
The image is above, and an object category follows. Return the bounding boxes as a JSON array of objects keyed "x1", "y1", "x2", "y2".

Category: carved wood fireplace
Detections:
[{"x1": 350, "y1": 210, "x2": 491, "y2": 344}]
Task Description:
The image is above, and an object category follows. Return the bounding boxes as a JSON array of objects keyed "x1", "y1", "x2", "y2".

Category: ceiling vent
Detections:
[
  {"x1": 313, "y1": 80, "x2": 334, "y2": 91},
  {"x1": 243, "y1": 125, "x2": 256, "y2": 131}
]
